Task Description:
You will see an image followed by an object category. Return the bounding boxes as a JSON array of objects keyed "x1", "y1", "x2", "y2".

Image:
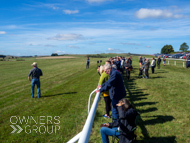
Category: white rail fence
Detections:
[
  {"x1": 67, "y1": 89, "x2": 100, "y2": 143},
  {"x1": 158, "y1": 58, "x2": 190, "y2": 68}
]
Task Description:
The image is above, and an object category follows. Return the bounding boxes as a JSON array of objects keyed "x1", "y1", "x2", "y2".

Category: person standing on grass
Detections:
[
  {"x1": 98, "y1": 65, "x2": 111, "y2": 119},
  {"x1": 186, "y1": 55, "x2": 190, "y2": 68},
  {"x1": 157, "y1": 56, "x2": 161, "y2": 69},
  {"x1": 144, "y1": 58, "x2": 150, "y2": 79},
  {"x1": 96, "y1": 64, "x2": 126, "y2": 120},
  {"x1": 28, "y1": 62, "x2": 43, "y2": 98},
  {"x1": 151, "y1": 58, "x2": 156, "y2": 74},
  {"x1": 163, "y1": 55, "x2": 166, "y2": 66},
  {"x1": 86, "y1": 57, "x2": 90, "y2": 69},
  {"x1": 139, "y1": 56, "x2": 143, "y2": 68},
  {"x1": 125, "y1": 60, "x2": 132, "y2": 80}
]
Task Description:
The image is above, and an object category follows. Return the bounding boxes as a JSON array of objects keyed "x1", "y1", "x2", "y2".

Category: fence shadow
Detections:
[
  {"x1": 42, "y1": 92, "x2": 77, "y2": 97},
  {"x1": 136, "y1": 136, "x2": 176, "y2": 143},
  {"x1": 122, "y1": 70, "x2": 176, "y2": 142}
]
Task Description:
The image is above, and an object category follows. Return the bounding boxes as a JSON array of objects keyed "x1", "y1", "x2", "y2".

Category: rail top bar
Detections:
[{"x1": 78, "y1": 91, "x2": 101, "y2": 143}]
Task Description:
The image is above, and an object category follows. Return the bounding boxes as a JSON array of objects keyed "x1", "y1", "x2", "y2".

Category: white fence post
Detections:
[
  {"x1": 67, "y1": 89, "x2": 100, "y2": 143},
  {"x1": 174, "y1": 60, "x2": 176, "y2": 66},
  {"x1": 67, "y1": 132, "x2": 82, "y2": 143},
  {"x1": 78, "y1": 91, "x2": 101, "y2": 143}
]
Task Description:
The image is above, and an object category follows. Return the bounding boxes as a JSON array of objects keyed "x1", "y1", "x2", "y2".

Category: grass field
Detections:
[{"x1": 0, "y1": 55, "x2": 189, "y2": 143}]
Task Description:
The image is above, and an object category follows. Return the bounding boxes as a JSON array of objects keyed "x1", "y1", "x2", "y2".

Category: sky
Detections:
[{"x1": 0, "y1": 0, "x2": 190, "y2": 56}]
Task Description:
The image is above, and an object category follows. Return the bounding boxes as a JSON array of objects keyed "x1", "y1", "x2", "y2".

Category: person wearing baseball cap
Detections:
[{"x1": 28, "y1": 62, "x2": 43, "y2": 98}]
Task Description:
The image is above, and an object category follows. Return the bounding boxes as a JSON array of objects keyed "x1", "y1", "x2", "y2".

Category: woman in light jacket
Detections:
[{"x1": 151, "y1": 58, "x2": 156, "y2": 74}]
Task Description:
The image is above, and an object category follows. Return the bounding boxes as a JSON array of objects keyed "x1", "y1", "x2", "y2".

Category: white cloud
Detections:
[
  {"x1": 63, "y1": 10, "x2": 79, "y2": 14},
  {"x1": 44, "y1": 44, "x2": 57, "y2": 47},
  {"x1": 68, "y1": 45, "x2": 80, "y2": 49},
  {"x1": 44, "y1": 4, "x2": 59, "y2": 10},
  {"x1": 0, "y1": 31, "x2": 6, "y2": 34},
  {"x1": 48, "y1": 33, "x2": 84, "y2": 41},
  {"x1": 135, "y1": 8, "x2": 185, "y2": 19},
  {"x1": 146, "y1": 45, "x2": 151, "y2": 48},
  {"x1": 107, "y1": 48, "x2": 123, "y2": 52},
  {"x1": 54, "y1": 50, "x2": 65, "y2": 54},
  {"x1": 120, "y1": 42, "x2": 140, "y2": 46}
]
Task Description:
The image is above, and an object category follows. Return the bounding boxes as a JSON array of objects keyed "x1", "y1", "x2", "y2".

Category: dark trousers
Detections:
[
  {"x1": 112, "y1": 99, "x2": 120, "y2": 120},
  {"x1": 104, "y1": 96, "x2": 112, "y2": 116},
  {"x1": 157, "y1": 64, "x2": 160, "y2": 69},
  {"x1": 86, "y1": 63, "x2": 89, "y2": 69},
  {"x1": 126, "y1": 69, "x2": 130, "y2": 80},
  {"x1": 145, "y1": 69, "x2": 149, "y2": 78},
  {"x1": 151, "y1": 66, "x2": 155, "y2": 73}
]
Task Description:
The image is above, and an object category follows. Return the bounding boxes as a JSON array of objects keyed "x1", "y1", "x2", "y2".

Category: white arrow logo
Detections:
[
  {"x1": 10, "y1": 125, "x2": 17, "y2": 133},
  {"x1": 10, "y1": 125, "x2": 23, "y2": 133},
  {"x1": 16, "y1": 125, "x2": 23, "y2": 133}
]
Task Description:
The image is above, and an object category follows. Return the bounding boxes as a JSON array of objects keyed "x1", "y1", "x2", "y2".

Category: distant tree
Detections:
[
  {"x1": 179, "y1": 42, "x2": 189, "y2": 52},
  {"x1": 51, "y1": 53, "x2": 58, "y2": 56},
  {"x1": 161, "y1": 45, "x2": 174, "y2": 54}
]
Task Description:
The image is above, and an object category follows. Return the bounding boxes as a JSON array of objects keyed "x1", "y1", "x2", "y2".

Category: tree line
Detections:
[{"x1": 161, "y1": 42, "x2": 189, "y2": 54}]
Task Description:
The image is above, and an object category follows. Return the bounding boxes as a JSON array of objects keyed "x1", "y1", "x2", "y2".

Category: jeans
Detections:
[
  {"x1": 86, "y1": 63, "x2": 89, "y2": 69},
  {"x1": 31, "y1": 78, "x2": 41, "y2": 98},
  {"x1": 100, "y1": 127, "x2": 119, "y2": 143},
  {"x1": 112, "y1": 99, "x2": 120, "y2": 120}
]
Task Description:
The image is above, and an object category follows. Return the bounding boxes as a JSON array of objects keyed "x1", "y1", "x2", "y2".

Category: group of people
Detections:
[
  {"x1": 96, "y1": 57, "x2": 138, "y2": 143},
  {"x1": 139, "y1": 56, "x2": 164, "y2": 79}
]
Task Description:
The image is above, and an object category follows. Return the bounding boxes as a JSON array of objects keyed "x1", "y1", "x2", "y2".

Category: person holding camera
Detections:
[{"x1": 100, "y1": 99, "x2": 138, "y2": 143}]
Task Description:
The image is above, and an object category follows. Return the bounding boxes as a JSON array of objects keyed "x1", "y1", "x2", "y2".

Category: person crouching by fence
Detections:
[
  {"x1": 96, "y1": 64, "x2": 126, "y2": 120},
  {"x1": 98, "y1": 65, "x2": 112, "y2": 119},
  {"x1": 100, "y1": 99, "x2": 138, "y2": 143},
  {"x1": 28, "y1": 62, "x2": 43, "y2": 98},
  {"x1": 144, "y1": 58, "x2": 150, "y2": 79}
]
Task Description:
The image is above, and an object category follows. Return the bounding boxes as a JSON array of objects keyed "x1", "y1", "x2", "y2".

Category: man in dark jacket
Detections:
[
  {"x1": 28, "y1": 62, "x2": 43, "y2": 98},
  {"x1": 125, "y1": 60, "x2": 132, "y2": 80},
  {"x1": 97, "y1": 64, "x2": 126, "y2": 120},
  {"x1": 186, "y1": 55, "x2": 190, "y2": 68},
  {"x1": 157, "y1": 56, "x2": 161, "y2": 69},
  {"x1": 144, "y1": 58, "x2": 150, "y2": 79}
]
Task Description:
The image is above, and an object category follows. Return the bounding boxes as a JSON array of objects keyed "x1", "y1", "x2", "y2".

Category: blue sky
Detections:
[{"x1": 0, "y1": 0, "x2": 190, "y2": 56}]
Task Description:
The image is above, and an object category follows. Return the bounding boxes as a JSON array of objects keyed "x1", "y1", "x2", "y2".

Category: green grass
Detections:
[{"x1": 0, "y1": 55, "x2": 190, "y2": 143}]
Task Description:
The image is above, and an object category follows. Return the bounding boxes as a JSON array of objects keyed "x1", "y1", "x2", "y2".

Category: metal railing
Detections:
[
  {"x1": 156, "y1": 58, "x2": 190, "y2": 68},
  {"x1": 67, "y1": 89, "x2": 100, "y2": 143}
]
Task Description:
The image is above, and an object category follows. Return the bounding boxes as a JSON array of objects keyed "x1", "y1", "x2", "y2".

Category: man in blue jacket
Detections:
[{"x1": 97, "y1": 64, "x2": 126, "y2": 120}]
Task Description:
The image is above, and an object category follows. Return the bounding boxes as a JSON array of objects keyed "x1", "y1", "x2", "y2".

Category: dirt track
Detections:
[{"x1": 36, "y1": 56, "x2": 76, "y2": 59}]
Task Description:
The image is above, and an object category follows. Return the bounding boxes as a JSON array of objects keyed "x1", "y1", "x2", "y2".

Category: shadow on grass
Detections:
[
  {"x1": 42, "y1": 92, "x2": 77, "y2": 97},
  {"x1": 148, "y1": 76, "x2": 165, "y2": 79},
  {"x1": 142, "y1": 115, "x2": 174, "y2": 125},
  {"x1": 122, "y1": 72, "x2": 176, "y2": 142},
  {"x1": 136, "y1": 136, "x2": 176, "y2": 143}
]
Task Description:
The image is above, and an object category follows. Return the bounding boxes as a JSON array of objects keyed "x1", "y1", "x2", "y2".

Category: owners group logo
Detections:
[{"x1": 10, "y1": 116, "x2": 60, "y2": 134}]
